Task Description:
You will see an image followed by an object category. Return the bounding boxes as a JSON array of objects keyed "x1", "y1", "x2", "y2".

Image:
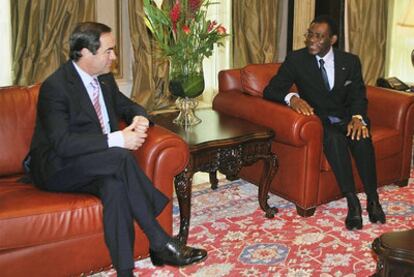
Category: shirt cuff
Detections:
[
  {"x1": 108, "y1": 131, "x2": 125, "y2": 148},
  {"x1": 284, "y1": 92, "x2": 300, "y2": 106}
]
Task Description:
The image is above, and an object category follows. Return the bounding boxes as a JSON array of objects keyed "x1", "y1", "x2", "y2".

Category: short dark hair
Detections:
[
  {"x1": 69, "y1": 22, "x2": 111, "y2": 61},
  {"x1": 311, "y1": 15, "x2": 338, "y2": 37}
]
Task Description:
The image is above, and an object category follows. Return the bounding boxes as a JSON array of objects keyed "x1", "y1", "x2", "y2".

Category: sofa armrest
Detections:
[
  {"x1": 132, "y1": 125, "x2": 189, "y2": 194},
  {"x1": 367, "y1": 86, "x2": 414, "y2": 178},
  {"x1": 367, "y1": 86, "x2": 414, "y2": 130},
  {"x1": 218, "y1": 69, "x2": 242, "y2": 92},
  {"x1": 213, "y1": 90, "x2": 323, "y2": 147}
]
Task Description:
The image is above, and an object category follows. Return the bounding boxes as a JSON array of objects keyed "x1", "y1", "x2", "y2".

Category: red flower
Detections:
[
  {"x1": 189, "y1": 0, "x2": 201, "y2": 14},
  {"x1": 182, "y1": 25, "x2": 191, "y2": 34},
  {"x1": 216, "y1": 25, "x2": 226, "y2": 35},
  {"x1": 207, "y1": 20, "x2": 217, "y2": 32},
  {"x1": 170, "y1": 0, "x2": 181, "y2": 31}
]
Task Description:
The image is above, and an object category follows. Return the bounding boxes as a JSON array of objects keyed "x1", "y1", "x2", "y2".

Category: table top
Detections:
[{"x1": 151, "y1": 109, "x2": 274, "y2": 151}]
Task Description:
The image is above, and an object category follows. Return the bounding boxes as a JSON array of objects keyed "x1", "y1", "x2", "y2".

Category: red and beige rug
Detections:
[{"x1": 94, "y1": 171, "x2": 414, "y2": 277}]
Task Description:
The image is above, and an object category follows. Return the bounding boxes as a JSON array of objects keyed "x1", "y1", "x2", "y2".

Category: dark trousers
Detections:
[
  {"x1": 322, "y1": 121, "x2": 378, "y2": 200},
  {"x1": 41, "y1": 148, "x2": 170, "y2": 271}
]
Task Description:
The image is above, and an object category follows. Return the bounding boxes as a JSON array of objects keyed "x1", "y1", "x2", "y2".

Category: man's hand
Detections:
[
  {"x1": 130, "y1": 116, "x2": 150, "y2": 133},
  {"x1": 122, "y1": 116, "x2": 149, "y2": 150},
  {"x1": 346, "y1": 117, "x2": 369, "y2": 140},
  {"x1": 290, "y1": 96, "x2": 314, "y2": 116}
]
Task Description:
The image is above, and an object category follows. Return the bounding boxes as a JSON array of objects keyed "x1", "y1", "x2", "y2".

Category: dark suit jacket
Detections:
[
  {"x1": 29, "y1": 61, "x2": 148, "y2": 186},
  {"x1": 263, "y1": 47, "x2": 368, "y2": 124}
]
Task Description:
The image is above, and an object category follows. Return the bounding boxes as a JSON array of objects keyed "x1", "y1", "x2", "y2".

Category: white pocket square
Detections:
[{"x1": 344, "y1": 80, "x2": 352, "y2": 86}]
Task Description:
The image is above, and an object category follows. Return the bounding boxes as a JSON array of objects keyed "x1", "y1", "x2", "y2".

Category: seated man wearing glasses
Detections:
[{"x1": 263, "y1": 15, "x2": 386, "y2": 230}]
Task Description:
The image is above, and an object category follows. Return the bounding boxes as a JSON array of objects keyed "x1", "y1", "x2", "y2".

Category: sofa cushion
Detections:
[
  {"x1": 0, "y1": 85, "x2": 40, "y2": 177},
  {"x1": 320, "y1": 126, "x2": 401, "y2": 171},
  {"x1": 0, "y1": 177, "x2": 104, "y2": 251}
]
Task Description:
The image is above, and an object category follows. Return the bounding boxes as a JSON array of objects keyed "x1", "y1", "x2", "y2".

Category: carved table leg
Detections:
[
  {"x1": 258, "y1": 154, "x2": 279, "y2": 218},
  {"x1": 209, "y1": 171, "x2": 218, "y2": 190},
  {"x1": 174, "y1": 169, "x2": 193, "y2": 244}
]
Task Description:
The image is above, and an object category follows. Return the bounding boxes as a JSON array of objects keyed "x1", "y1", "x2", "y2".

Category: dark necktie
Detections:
[{"x1": 319, "y1": 59, "x2": 330, "y2": 91}]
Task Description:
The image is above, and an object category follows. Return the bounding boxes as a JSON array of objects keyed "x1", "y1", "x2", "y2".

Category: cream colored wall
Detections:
[
  {"x1": 200, "y1": 0, "x2": 232, "y2": 106},
  {"x1": 97, "y1": 0, "x2": 132, "y2": 97},
  {"x1": 0, "y1": 0, "x2": 12, "y2": 86},
  {"x1": 385, "y1": 0, "x2": 414, "y2": 83}
]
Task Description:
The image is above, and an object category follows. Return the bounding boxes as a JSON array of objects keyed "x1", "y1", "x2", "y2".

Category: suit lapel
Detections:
[
  {"x1": 304, "y1": 52, "x2": 328, "y2": 92},
  {"x1": 64, "y1": 62, "x2": 102, "y2": 129},
  {"x1": 333, "y1": 50, "x2": 348, "y2": 91}
]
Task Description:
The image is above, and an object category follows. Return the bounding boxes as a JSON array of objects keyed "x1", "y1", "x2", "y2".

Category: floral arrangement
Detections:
[{"x1": 143, "y1": 0, "x2": 227, "y2": 98}]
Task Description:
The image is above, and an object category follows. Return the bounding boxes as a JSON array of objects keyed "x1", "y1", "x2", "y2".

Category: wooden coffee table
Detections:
[
  {"x1": 152, "y1": 108, "x2": 278, "y2": 243},
  {"x1": 372, "y1": 229, "x2": 414, "y2": 276}
]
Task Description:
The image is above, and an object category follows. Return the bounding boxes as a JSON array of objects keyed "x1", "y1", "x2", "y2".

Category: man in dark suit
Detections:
[
  {"x1": 26, "y1": 22, "x2": 206, "y2": 276},
  {"x1": 263, "y1": 16, "x2": 385, "y2": 230}
]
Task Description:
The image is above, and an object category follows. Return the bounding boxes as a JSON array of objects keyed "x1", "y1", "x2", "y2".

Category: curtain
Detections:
[
  {"x1": 11, "y1": 0, "x2": 95, "y2": 85},
  {"x1": 232, "y1": 0, "x2": 281, "y2": 67},
  {"x1": 128, "y1": 0, "x2": 172, "y2": 111},
  {"x1": 346, "y1": 0, "x2": 387, "y2": 85},
  {"x1": 292, "y1": 0, "x2": 315, "y2": 50}
]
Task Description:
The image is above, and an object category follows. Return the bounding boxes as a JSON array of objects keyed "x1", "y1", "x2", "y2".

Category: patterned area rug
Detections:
[{"x1": 94, "y1": 172, "x2": 414, "y2": 277}]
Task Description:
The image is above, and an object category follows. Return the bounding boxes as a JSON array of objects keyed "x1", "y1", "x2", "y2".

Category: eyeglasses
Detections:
[{"x1": 304, "y1": 31, "x2": 329, "y2": 41}]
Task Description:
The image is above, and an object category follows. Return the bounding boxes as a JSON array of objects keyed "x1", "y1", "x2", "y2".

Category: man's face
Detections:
[
  {"x1": 82, "y1": 32, "x2": 117, "y2": 76},
  {"x1": 304, "y1": 22, "x2": 337, "y2": 57}
]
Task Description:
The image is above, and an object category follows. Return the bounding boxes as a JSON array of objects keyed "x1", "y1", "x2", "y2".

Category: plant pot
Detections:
[{"x1": 169, "y1": 59, "x2": 205, "y2": 126}]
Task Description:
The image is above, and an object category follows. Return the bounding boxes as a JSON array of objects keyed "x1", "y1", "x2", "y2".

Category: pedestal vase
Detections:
[{"x1": 169, "y1": 59, "x2": 205, "y2": 126}]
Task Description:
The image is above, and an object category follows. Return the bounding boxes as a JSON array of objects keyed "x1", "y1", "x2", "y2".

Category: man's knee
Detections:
[
  {"x1": 107, "y1": 147, "x2": 134, "y2": 159},
  {"x1": 104, "y1": 148, "x2": 138, "y2": 168},
  {"x1": 351, "y1": 137, "x2": 374, "y2": 153},
  {"x1": 324, "y1": 130, "x2": 348, "y2": 148}
]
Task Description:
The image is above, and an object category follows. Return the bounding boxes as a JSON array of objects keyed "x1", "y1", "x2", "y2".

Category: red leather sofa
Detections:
[
  {"x1": 0, "y1": 84, "x2": 189, "y2": 276},
  {"x1": 214, "y1": 63, "x2": 414, "y2": 217}
]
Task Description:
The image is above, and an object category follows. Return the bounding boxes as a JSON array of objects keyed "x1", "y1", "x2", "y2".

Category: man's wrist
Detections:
[
  {"x1": 284, "y1": 92, "x2": 299, "y2": 106},
  {"x1": 352, "y1": 114, "x2": 367, "y2": 126}
]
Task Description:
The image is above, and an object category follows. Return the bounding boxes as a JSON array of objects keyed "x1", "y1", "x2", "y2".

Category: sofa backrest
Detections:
[
  {"x1": 0, "y1": 84, "x2": 40, "y2": 176},
  {"x1": 240, "y1": 63, "x2": 281, "y2": 97},
  {"x1": 220, "y1": 63, "x2": 297, "y2": 97}
]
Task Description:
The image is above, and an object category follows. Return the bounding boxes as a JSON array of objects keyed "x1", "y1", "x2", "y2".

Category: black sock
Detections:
[
  {"x1": 149, "y1": 234, "x2": 171, "y2": 251},
  {"x1": 117, "y1": 268, "x2": 134, "y2": 277},
  {"x1": 366, "y1": 193, "x2": 379, "y2": 203}
]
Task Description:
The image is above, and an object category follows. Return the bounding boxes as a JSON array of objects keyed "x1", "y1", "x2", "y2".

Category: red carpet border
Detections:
[{"x1": 94, "y1": 171, "x2": 414, "y2": 277}]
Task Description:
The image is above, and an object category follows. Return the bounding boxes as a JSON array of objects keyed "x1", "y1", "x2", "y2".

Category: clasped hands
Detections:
[
  {"x1": 290, "y1": 96, "x2": 369, "y2": 140},
  {"x1": 122, "y1": 116, "x2": 150, "y2": 150}
]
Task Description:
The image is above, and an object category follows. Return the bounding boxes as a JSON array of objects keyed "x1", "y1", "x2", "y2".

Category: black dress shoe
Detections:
[
  {"x1": 367, "y1": 200, "x2": 386, "y2": 224},
  {"x1": 150, "y1": 238, "x2": 207, "y2": 267},
  {"x1": 345, "y1": 193, "x2": 363, "y2": 230}
]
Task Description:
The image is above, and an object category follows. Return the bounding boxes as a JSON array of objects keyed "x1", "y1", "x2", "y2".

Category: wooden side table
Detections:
[
  {"x1": 152, "y1": 109, "x2": 279, "y2": 243},
  {"x1": 372, "y1": 229, "x2": 414, "y2": 276}
]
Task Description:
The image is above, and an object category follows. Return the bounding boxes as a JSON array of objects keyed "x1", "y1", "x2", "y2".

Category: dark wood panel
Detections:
[{"x1": 152, "y1": 109, "x2": 274, "y2": 150}]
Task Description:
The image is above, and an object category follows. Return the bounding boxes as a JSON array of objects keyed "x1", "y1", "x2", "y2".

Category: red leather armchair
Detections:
[
  {"x1": 0, "y1": 84, "x2": 189, "y2": 276},
  {"x1": 213, "y1": 63, "x2": 414, "y2": 217}
]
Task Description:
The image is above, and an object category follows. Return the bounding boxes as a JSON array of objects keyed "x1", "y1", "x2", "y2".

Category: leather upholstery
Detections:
[
  {"x1": 214, "y1": 63, "x2": 414, "y2": 216},
  {"x1": 0, "y1": 85, "x2": 189, "y2": 277},
  {"x1": 240, "y1": 63, "x2": 298, "y2": 96}
]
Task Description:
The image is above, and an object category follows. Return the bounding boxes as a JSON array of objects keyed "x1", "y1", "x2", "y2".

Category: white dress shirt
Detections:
[{"x1": 72, "y1": 62, "x2": 124, "y2": 147}]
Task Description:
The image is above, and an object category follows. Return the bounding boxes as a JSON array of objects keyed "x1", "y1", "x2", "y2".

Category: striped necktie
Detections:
[{"x1": 90, "y1": 78, "x2": 105, "y2": 133}]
